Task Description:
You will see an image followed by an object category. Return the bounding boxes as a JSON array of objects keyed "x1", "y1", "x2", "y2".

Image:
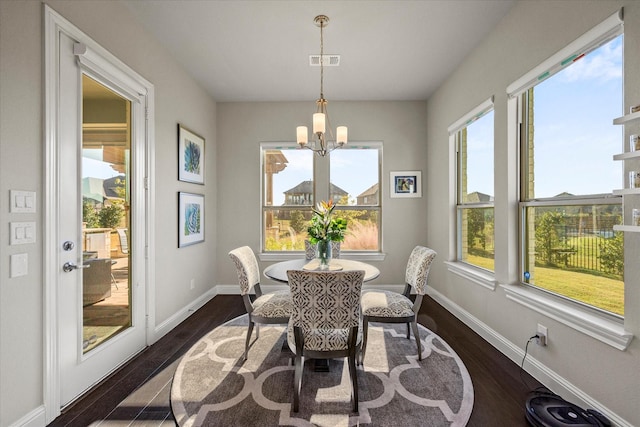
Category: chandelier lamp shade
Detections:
[{"x1": 296, "y1": 15, "x2": 347, "y2": 157}]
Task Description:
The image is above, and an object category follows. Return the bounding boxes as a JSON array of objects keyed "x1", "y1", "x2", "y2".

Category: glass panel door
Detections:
[{"x1": 81, "y1": 75, "x2": 132, "y2": 353}]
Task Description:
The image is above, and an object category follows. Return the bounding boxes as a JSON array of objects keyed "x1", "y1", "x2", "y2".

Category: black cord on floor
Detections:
[
  {"x1": 519, "y1": 335, "x2": 554, "y2": 396},
  {"x1": 519, "y1": 335, "x2": 538, "y2": 391}
]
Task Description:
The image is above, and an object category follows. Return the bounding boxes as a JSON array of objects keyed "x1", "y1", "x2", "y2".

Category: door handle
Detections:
[{"x1": 63, "y1": 262, "x2": 90, "y2": 273}]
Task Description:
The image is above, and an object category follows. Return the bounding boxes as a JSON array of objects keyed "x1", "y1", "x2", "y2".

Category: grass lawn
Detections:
[{"x1": 466, "y1": 254, "x2": 623, "y2": 316}]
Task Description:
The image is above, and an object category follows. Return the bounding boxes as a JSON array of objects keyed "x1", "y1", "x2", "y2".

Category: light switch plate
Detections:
[
  {"x1": 10, "y1": 222, "x2": 36, "y2": 245},
  {"x1": 10, "y1": 253, "x2": 28, "y2": 278},
  {"x1": 10, "y1": 190, "x2": 36, "y2": 213}
]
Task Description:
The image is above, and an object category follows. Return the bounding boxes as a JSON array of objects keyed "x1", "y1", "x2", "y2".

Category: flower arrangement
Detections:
[{"x1": 307, "y1": 200, "x2": 347, "y2": 244}]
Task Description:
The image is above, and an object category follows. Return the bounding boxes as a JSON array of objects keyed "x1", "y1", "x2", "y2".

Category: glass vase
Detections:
[{"x1": 316, "y1": 239, "x2": 332, "y2": 269}]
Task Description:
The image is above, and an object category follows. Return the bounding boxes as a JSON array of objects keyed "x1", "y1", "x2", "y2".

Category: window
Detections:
[
  {"x1": 330, "y1": 146, "x2": 381, "y2": 251},
  {"x1": 513, "y1": 26, "x2": 623, "y2": 317},
  {"x1": 261, "y1": 142, "x2": 381, "y2": 253},
  {"x1": 451, "y1": 99, "x2": 495, "y2": 271}
]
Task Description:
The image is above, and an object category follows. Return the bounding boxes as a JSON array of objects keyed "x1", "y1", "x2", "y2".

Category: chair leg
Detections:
[
  {"x1": 410, "y1": 319, "x2": 422, "y2": 361},
  {"x1": 244, "y1": 321, "x2": 255, "y2": 361},
  {"x1": 360, "y1": 317, "x2": 369, "y2": 365},
  {"x1": 293, "y1": 354, "x2": 303, "y2": 412},
  {"x1": 348, "y1": 352, "x2": 359, "y2": 412},
  {"x1": 406, "y1": 322, "x2": 410, "y2": 339}
]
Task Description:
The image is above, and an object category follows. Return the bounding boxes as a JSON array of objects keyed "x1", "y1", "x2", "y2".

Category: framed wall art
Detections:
[
  {"x1": 390, "y1": 171, "x2": 422, "y2": 198},
  {"x1": 178, "y1": 192, "x2": 205, "y2": 247},
  {"x1": 178, "y1": 124, "x2": 205, "y2": 184}
]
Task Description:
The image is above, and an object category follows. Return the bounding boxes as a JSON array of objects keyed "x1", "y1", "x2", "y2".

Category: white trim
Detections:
[
  {"x1": 43, "y1": 5, "x2": 155, "y2": 422},
  {"x1": 74, "y1": 43, "x2": 147, "y2": 99},
  {"x1": 507, "y1": 9, "x2": 623, "y2": 97},
  {"x1": 43, "y1": 6, "x2": 62, "y2": 422},
  {"x1": 447, "y1": 96, "x2": 495, "y2": 134},
  {"x1": 502, "y1": 284, "x2": 633, "y2": 350},
  {"x1": 7, "y1": 406, "x2": 45, "y2": 427},
  {"x1": 427, "y1": 287, "x2": 634, "y2": 427},
  {"x1": 448, "y1": 134, "x2": 457, "y2": 262},
  {"x1": 444, "y1": 261, "x2": 497, "y2": 291},
  {"x1": 152, "y1": 288, "x2": 217, "y2": 342}
]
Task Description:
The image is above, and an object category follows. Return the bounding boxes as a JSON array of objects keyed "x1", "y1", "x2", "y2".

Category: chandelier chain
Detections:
[{"x1": 319, "y1": 19, "x2": 324, "y2": 99}]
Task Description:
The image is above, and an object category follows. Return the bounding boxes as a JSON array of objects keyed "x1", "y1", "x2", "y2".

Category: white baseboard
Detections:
[
  {"x1": 8, "y1": 406, "x2": 45, "y2": 427},
  {"x1": 152, "y1": 287, "x2": 217, "y2": 342},
  {"x1": 427, "y1": 287, "x2": 633, "y2": 427}
]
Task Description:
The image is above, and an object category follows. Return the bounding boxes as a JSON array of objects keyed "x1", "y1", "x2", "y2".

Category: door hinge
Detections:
[{"x1": 144, "y1": 177, "x2": 149, "y2": 190}]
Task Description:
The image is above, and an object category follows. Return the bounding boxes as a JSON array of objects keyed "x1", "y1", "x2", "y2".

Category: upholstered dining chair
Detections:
[
  {"x1": 228, "y1": 246, "x2": 292, "y2": 361},
  {"x1": 287, "y1": 269, "x2": 365, "y2": 413},
  {"x1": 360, "y1": 246, "x2": 436, "y2": 363},
  {"x1": 304, "y1": 240, "x2": 341, "y2": 260}
]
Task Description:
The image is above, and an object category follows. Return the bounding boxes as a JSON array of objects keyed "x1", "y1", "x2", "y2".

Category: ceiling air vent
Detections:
[{"x1": 309, "y1": 54, "x2": 340, "y2": 66}]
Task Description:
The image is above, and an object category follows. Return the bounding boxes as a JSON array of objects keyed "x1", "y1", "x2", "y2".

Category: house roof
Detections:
[
  {"x1": 103, "y1": 175, "x2": 126, "y2": 199},
  {"x1": 357, "y1": 183, "x2": 379, "y2": 198},
  {"x1": 466, "y1": 191, "x2": 494, "y2": 202},
  {"x1": 284, "y1": 180, "x2": 348, "y2": 196}
]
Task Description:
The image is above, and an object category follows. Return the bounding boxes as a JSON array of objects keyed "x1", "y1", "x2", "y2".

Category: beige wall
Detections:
[
  {"x1": 216, "y1": 101, "x2": 429, "y2": 286},
  {"x1": 3, "y1": 0, "x2": 640, "y2": 426},
  {"x1": 426, "y1": 1, "x2": 639, "y2": 425},
  {"x1": 0, "y1": 1, "x2": 217, "y2": 425}
]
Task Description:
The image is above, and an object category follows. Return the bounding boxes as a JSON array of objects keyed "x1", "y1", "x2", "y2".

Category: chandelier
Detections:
[{"x1": 296, "y1": 15, "x2": 347, "y2": 157}]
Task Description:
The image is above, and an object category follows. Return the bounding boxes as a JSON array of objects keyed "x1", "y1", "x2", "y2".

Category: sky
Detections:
[
  {"x1": 466, "y1": 35, "x2": 623, "y2": 199},
  {"x1": 83, "y1": 149, "x2": 121, "y2": 179},
  {"x1": 269, "y1": 147, "x2": 379, "y2": 206}
]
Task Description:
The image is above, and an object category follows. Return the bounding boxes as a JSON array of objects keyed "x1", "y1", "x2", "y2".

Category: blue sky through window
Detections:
[{"x1": 466, "y1": 35, "x2": 622, "y2": 200}]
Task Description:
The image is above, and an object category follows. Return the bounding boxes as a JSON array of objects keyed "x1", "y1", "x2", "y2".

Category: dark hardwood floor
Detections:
[{"x1": 47, "y1": 294, "x2": 540, "y2": 426}]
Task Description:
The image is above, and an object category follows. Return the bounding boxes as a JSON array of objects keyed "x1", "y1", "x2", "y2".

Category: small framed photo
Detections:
[
  {"x1": 178, "y1": 124, "x2": 205, "y2": 184},
  {"x1": 178, "y1": 192, "x2": 205, "y2": 247},
  {"x1": 390, "y1": 171, "x2": 422, "y2": 198}
]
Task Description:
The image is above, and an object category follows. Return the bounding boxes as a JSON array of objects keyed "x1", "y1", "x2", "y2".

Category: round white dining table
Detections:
[{"x1": 263, "y1": 258, "x2": 380, "y2": 283}]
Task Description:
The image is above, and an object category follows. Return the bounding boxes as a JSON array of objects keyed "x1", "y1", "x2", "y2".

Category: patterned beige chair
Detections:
[
  {"x1": 287, "y1": 269, "x2": 364, "y2": 413},
  {"x1": 360, "y1": 246, "x2": 436, "y2": 363},
  {"x1": 304, "y1": 240, "x2": 341, "y2": 260},
  {"x1": 229, "y1": 246, "x2": 292, "y2": 361}
]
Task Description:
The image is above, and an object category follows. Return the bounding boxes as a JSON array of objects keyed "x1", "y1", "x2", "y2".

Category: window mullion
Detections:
[{"x1": 315, "y1": 154, "x2": 330, "y2": 202}]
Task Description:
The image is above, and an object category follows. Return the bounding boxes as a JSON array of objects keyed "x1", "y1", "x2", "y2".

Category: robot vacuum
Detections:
[{"x1": 525, "y1": 391, "x2": 611, "y2": 427}]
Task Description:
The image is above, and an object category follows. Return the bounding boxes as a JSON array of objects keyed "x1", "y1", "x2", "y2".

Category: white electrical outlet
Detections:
[{"x1": 537, "y1": 324, "x2": 548, "y2": 346}]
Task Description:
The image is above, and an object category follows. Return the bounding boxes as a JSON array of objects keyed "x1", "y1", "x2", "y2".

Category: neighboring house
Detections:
[
  {"x1": 82, "y1": 177, "x2": 106, "y2": 204},
  {"x1": 283, "y1": 180, "x2": 348, "y2": 205},
  {"x1": 466, "y1": 191, "x2": 494, "y2": 203},
  {"x1": 356, "y1": 183, "x2": 379, "y2": 205},
  {"x1": 103, "y1": 175, "x2": 126, "y2": 200}
]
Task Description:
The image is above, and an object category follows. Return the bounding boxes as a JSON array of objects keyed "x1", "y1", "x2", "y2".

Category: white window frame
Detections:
[
  {"x1": 259, "y1": 142, "x2": 385, "y2": 261},
  {"x1": 502, "y1": 9, "x2": 632, "y2": 350},
  {"x1": 446, "y1": 97, "x2": 497, "y2": 291}
]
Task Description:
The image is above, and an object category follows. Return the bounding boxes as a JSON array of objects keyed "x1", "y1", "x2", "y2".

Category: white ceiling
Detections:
[{"x1": 122, "y1": 0, "x2": 515, "y2": 102}]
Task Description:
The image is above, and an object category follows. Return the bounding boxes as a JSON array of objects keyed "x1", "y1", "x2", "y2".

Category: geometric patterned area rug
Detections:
[{"x1": 171, "y1": 314, "x2": 473, "y2": 427}]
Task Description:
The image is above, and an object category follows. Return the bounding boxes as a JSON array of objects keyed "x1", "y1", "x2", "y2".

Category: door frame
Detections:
[{"x1": 43, "y1": 5, "x2": 156, "y2": 422}]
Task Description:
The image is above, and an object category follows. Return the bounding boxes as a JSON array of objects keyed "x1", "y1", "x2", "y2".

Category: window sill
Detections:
[
  {"x1": 445, "y1": 261, "x2": 497, "y2": 291},
  {"x1": 502, "y1": 284, "x2": 633, "y2": 351},
  {"x1": 258, "y1": 251, "x2": 386, "y2": 262}
]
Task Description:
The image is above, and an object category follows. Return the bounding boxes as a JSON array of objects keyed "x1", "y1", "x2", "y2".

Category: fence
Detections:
[{"x1": 535, "y1": 219, "x2": 620, "y2": 275}]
